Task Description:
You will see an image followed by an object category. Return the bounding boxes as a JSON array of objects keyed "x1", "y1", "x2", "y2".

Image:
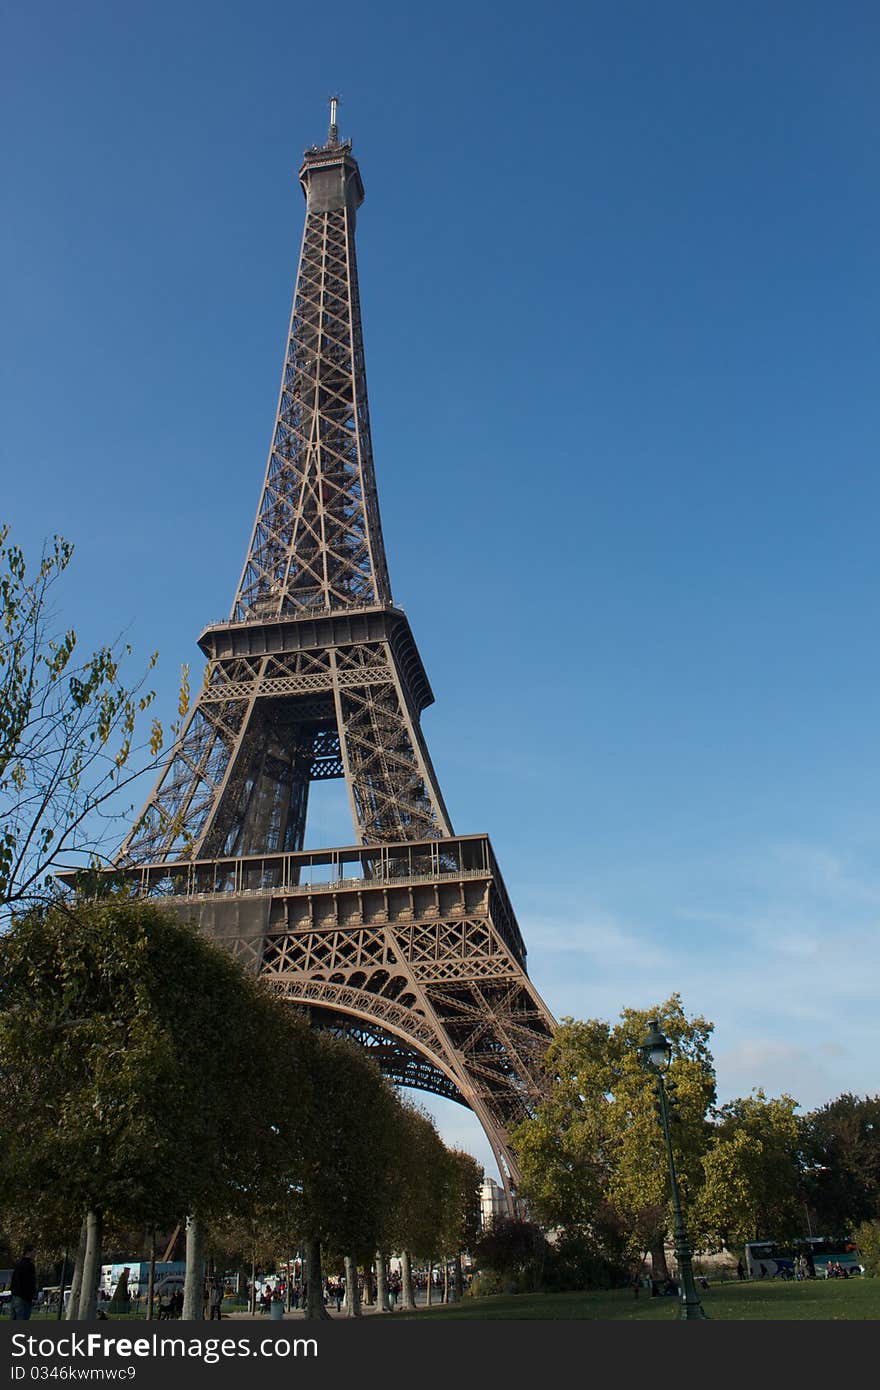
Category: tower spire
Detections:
[{"x1": 233, "y1": 103, "x2": 385, "y2": 621}]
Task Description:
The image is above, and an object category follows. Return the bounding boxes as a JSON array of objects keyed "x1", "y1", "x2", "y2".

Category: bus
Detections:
[{"x1": 744, "y1": 1237, "x2": 863, "y2": 1279}]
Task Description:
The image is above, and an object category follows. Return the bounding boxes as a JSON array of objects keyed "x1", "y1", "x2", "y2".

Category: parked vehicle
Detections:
[{"x1": 744, "y1": 1236, "x2": 864, "y2": 1279}]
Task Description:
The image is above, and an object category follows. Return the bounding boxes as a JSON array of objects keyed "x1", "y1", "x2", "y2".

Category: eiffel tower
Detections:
[{"x1": 112, "y1": 102, "x2": 555, "y2": 1200}]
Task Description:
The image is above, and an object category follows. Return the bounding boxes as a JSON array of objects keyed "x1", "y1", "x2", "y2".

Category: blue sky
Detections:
[{"x1": 3, "y1": 1, "x2": 879, "y2": 1181}]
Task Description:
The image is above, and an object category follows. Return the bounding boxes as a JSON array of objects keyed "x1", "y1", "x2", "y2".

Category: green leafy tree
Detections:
[
  {"x1": 800, "y1": 1093, "x2": 880, "y2": 1234},
  {"x1": 0, "y1": 896, "x2": 286, "y2": 1315},
  {"x1": 286, "y1": 1031, "x2": 401, "y2": 1318},
  {"x1": 0, "y1": 525, "x2": 185, "y2": 915},
  {"x1": 206, "y1": 1209, "x2": 287, "y2": 1315},
  {"x1": 512, "y1": 994, "x2": 716, "y2": 1275},
  {"x1": 853, "y1": 1218, "x2": 880, "y2": 1276},
  {"x1": 376, "y1": 1100, "x2": 448, "y2": 1308},
  {"x1": 695, "y1": 1090, "x2": 802, "y2": 1248},
  {"x1": 436, "y1": 1148, "x2": 482, "y2": 1298}
]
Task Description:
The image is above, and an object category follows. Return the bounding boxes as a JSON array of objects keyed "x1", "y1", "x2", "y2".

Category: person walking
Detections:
[
  {"x1": 11, "y1": 1246, "x2": 37, "y2": 1321},
  {"x1": 208, "y1": 1281, "x2": 223, "y2": 1320}
]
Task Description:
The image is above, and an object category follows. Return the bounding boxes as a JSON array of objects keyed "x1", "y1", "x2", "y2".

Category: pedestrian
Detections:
[
  {"x1": 209, "y1": 1281, "x2": 223, "y2": 1320},
  {"x1": 736, "y1": 1260, "x2": 746, "y2": 1281},
  {"x1": 11, "y1": 1245, "x2": 37, "y2": 1321}
]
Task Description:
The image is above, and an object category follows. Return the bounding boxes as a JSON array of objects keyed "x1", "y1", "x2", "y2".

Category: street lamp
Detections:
[{"x1": 640, "y1": 1019, "x2": 707, "y2": 1320}]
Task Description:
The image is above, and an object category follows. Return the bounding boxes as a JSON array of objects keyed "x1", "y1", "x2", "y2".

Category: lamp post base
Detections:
[{"x1": 679, "y1": 1295, "x2": 708, "y2": 1320}]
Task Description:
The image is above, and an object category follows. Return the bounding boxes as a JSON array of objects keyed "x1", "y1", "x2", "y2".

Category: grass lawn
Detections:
[
  {"x1": 21, "y1": 1280, "x2": 878, "y2": 1323},
  {"x1": 397, "y1": 1278, "x2": 880, "y2": 1320}
]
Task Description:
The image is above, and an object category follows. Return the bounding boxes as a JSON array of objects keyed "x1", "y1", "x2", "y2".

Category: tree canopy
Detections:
[
  {"x1": 694, "y1": 1090, "x2": 802, "y2": 1248},
  {"x1": 0, "y1": 896, "x2": 295, "y2": 1244},
  {"x1": 512, "y1": 994, "x2": 716, "y2": 1267},
  {"x1": 800, "y1": 1093, "x2": 880, "y2": 1234}
]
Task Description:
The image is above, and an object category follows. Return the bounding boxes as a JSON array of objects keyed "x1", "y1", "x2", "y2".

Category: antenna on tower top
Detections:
[{"x1": 328, "y1": 94, "x2": 340, "y2": 145}]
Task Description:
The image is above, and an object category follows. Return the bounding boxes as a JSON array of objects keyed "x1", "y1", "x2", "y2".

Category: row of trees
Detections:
[
  {"x1": 0, "y1": 896, "x2": 481, "y2": 1319},
  {"x1": 510, "y1": 995, "x2": 880, "y2": 1276}
]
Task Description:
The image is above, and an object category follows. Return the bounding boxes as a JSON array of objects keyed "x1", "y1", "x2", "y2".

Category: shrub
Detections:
[
  {"x1": 543, "y1": 1232, "x2": 628, "y2": 1291},
  {"x1": 854, "y1": 1220, "x2": 880, "y2": 1276}
]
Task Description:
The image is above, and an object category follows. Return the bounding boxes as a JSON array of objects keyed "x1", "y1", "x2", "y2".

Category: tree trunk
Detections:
[
  {"x1": 651, "y1": 1240, "x2": 669, "y2": 1281},
  {"x1": 78, "y1": 1207, "x2": 102, "y2": 1320},
  {"x1": 182, "y1": 1215, "x2": 205, "y2": 1320},
  {"x1": 425, "y1": 1262, "x2": 433, "y2": 1307},
  {"x1": 56, "y1": 1246, "x2": 69, "y2": 1320},
  {"x1": 442, "y1": 1259, "x2": 449, "y2": 1303},
  {"x1": 66, "y1": 1218, "x2": 88, "y2": 1320},
  {"x1": 250, "y1": 1249, "x2": 256, "y2": 1316},
  {"x1": 362, "y1": 1265, "x2": 375, "y2": 1307},
  {"x1": 452, "y1": 1252, "x2": 464, "y2": 1302},
  {"x1": 400, "y1": 1252, "x2": 416, "y2": 1311},
  {"x1": 374, "y1": 1251, "x2": 390, "y2": 1312},
  {"x1": 343, "y1": 1256, "x2": 360, "y2": 1317},
  {"x1": 303, "y1": 1236, "x2": 330, "y2": 1320},
  {"x1": 146, "y1": 1230, "x2": 157, "y2": 1321}
]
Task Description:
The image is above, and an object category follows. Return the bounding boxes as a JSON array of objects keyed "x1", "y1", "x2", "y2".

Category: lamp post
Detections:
[{"x1": 640, "y1": 1019, "x2": 707, "y2": 1320}]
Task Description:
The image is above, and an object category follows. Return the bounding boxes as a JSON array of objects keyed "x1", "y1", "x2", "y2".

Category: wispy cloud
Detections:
[{"x1": 519, "y1": 836, "x2": 880, "y2": 1115}]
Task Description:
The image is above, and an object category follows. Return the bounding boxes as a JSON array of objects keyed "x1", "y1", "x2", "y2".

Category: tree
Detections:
[
  {"x1": 472, "y1": 1219, "x2": 551, "y2": 1294},
  {"x1": 853, "y1": 1218, "x2": 880, "y2": 1276},
  {"x1": 511, "y1": 994, "x2": 716, "y2": 1275},
  {"x1": 287, "y1": 1031, "x2": 402, "y2": 1319},
  {"x1": 377, "y1": 1100, "x2": 448, "y2": 1309},
  {"x1": 0, "y1": 525, "x2": 185, "y2": 915},
  {"x1": 800, "y1": 1093, "x2": 880, "y2": 1234},
  {"x1": 0, "y1": 896, "x2": 285, "y2": 1315},
  {"x1": 437, "y1": 1148, "x2": 482, "y2": 1299},
  {"x1": 695, "y1": 1090, "x2": 802, "y2": 1249}
]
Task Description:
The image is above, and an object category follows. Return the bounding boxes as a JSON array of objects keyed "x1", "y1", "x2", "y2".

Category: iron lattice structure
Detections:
[{"x1": 111, "y1": 110, "x2": 555, "y2": 1199}]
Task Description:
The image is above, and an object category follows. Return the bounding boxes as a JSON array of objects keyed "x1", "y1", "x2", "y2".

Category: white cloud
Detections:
[{"x1": 521, "y1": 837, "x2": 880, "y2": 1109}]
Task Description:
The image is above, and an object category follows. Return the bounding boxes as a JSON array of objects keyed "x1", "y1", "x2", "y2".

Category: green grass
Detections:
[
  {"x1": 21, "y1": 1279, "x2": 878, "y2": 1323},
  {"x1": 397, "y1": 1278, "x2": 880, "y2": 1320}
]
